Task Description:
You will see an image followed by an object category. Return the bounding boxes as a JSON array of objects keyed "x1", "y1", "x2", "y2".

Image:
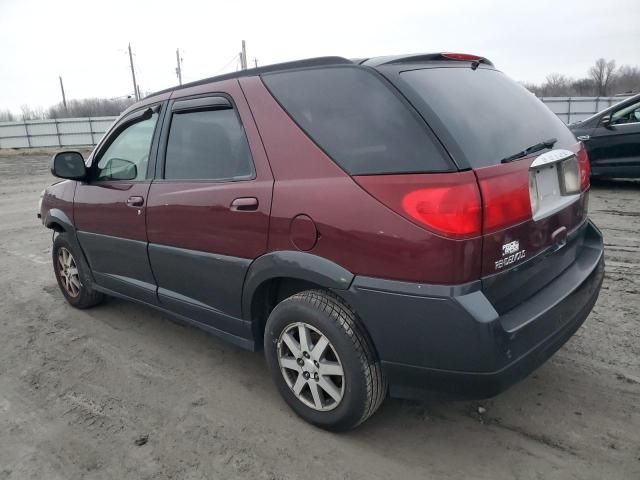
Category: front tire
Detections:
[
  {"x1": 52, "y1": 233, "x2": 104, "y2": 309},
  {"x1": 264, "y1": 290, "x2": 386, "y2": 431}
]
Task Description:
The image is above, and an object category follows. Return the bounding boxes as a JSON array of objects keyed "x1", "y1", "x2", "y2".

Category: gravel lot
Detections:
[{"x1": 0, "y1": 151, "x2": 638, "y2": 480}]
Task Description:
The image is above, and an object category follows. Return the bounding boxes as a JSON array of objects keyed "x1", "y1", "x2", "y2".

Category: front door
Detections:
[
  {"x1": 74, "y1": 105, "x2": 162, "y2": 304},
  {"x1": 588, "y1": 98, "x2": 640, "y2": 178},
  {"x1": 146, "y1": 83, "x2": 273, "y2": 339}
]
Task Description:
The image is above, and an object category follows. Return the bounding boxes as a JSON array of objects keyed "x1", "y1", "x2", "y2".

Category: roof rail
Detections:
[{"x1": 147, "y1": 56, "x2": 353, "y2": 99}]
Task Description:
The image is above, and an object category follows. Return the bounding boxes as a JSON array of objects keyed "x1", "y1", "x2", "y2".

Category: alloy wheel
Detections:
[
  {"x1": 57, "y1": 247, "x2": 81, "y2": 297},
  {"x1": 277, "y1": 322, "x2": 345, "y2": 411}
]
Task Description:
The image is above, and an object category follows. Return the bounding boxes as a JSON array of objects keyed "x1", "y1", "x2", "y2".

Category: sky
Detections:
[{"x1": 0, "y1": 0, "x2": 638, "y2": 113}]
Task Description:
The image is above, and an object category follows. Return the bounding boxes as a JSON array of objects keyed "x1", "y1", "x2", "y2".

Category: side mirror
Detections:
[
  {"x1": 101, "y1": 157, "x2": 138, "y2": 181},
  {"x1": 601, "y1": 114, "x2": 613, "y2": 129},
  {"x1": 51, "y1": 151, "x2": 86, "y2": 179},
  {"x1": 634, "y1": 110, "x2": 640, "y2": 122}
]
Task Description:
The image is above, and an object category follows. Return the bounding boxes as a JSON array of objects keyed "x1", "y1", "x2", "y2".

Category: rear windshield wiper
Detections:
[{"x1": 500, "y1": 138, "x2": 557, "y2": 163}]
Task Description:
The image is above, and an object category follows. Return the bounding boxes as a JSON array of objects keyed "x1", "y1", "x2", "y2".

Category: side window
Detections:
[
  {"x1": 611, "y1": 101, "x2": 640, "y2": 125},
  {"x1": 262, "y1": 66, "x2": 452, "y2": 174},
  {"x1": 94, "y1": 111, "x2": 158, "y2": 181},
  {"x1": 164, "y1": 105, "x2": 254, "y2": 180}
]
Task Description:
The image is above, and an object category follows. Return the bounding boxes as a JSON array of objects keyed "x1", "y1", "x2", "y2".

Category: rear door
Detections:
[
  {"x1": 146, "y1": 80, "x2": 273, "y2": 336},
  {"x1": 386, "y1": 64, "x2": 590, "y2": 311},
  {"x1": 587, "y1": 98, "x2": 640, "y2": 178},
  {"x1": 74, "y1": 105, "x2": 162, "y2": 304}
]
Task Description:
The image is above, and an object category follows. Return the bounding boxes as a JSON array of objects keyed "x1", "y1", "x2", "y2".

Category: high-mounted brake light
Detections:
[{"x1": 440, "y1": 53, "x2": 483, "y2": 62}]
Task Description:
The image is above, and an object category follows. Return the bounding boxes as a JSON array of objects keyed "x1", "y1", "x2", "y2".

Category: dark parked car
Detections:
[
  {"x1": 41, "y1": 53, "x2": 604, "y2": 430},
  {"x1": 570, "y1": 93, "x2": 640, "y2": 178}
]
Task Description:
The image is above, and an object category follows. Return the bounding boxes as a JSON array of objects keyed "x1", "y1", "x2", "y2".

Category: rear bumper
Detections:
[{"x1": 338, "y1": 220, "x2": 604, "y2": 400}]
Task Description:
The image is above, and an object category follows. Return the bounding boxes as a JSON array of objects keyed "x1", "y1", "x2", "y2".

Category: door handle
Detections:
[
  {"x1": 576, "y1": 135, "x2": 590, "y2": 141},
  {"x1": 126, "y1": 196, "x2": 145, "y2": 207},
  {"x1": 230, "y1": 197, "x2": 258, "y2": 211}
]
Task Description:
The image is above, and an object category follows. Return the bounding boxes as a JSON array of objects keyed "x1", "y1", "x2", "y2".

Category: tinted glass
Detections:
[
  {"x1": 95, "y1": 113, "x2": 158, "y2": 181},
  {"x1": 399, "y1": 67, "x2": 577, "y2": 167},
  {"x1": 164, "y1": 108, "x2": 253, "y2": 180},
  {"x1": 263, "y1": 66, "x2": 451, "y2": 174}
]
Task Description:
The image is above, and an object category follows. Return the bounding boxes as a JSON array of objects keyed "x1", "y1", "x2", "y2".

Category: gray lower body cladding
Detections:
[{"x1": 337, "y1": 220, "x2": 605, "y2": 400}]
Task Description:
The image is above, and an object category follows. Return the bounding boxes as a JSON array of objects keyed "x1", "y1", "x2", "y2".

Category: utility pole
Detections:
[
  {"x1": 240, "y1": 40, "x2": 247, "y2": 70},
  {"x1": 137, "y1": 84, "x2": 142, "y2": 101},
  {"x1": 128, "y1": 43, "x2": 139, "y2": 101},
  {"x1": 175, "y1": 48, "x2": 183, "y2": 85},
  {"x1": 58, "y1": 76, "x2": 67, "y2": 110},
  {"x1": 253, "y1": 57, "x2": 258, "y2": 68}
]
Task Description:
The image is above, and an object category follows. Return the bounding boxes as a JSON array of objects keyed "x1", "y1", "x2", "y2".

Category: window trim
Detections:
[
  {"x1": 88, "y1": 103, "x2": 164, "y2": 183},
  {"x1": 155, "y1": 93, "x2": 257, "y2": 183}
]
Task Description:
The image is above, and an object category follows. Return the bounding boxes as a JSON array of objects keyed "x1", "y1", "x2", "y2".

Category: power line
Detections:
[{"x1": 214, "y1": 53, "x2": 240, "y2": 75}]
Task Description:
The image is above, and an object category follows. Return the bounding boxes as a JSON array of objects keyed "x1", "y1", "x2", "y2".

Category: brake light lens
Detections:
[
  {"x1": 575, "y1": 143, "x2": 590, "y2": 191},
  {"x1": 401, "y1": 183, "x2": 481, "y2": 237},
  {"x1": 477, "y1": 164, "x2": 532, "y2": 233},
  {"x1": 353, "y1": 171, "x2": 482, "y2": 239},
  {"x1": 441, "y1": 52, "x2": 483, "y2": 62}
]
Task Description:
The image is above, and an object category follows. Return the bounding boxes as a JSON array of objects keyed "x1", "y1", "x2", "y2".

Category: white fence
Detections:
[
  {"x1": 0, "y1": 96, "x2": 631, "y2": 149},
  {"x1": 0, "y1": 117, "x2": 116, "y2": 149},
  {"x1": 539, "y1": 96, "x2": 625, "y2": 124}
]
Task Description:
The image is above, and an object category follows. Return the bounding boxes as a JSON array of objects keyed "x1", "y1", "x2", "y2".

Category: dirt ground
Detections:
[{"x1": 0, "y1": 151, "x2": 638, "y2": 480}]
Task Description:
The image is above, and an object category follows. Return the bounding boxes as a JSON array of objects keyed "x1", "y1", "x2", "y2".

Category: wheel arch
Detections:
[
  {"x1": 242, "y1": 251, "x2": 354, "y2": 345},
  {"x1": 44, "y1": 208, "x2": 73, "y2": 232}
]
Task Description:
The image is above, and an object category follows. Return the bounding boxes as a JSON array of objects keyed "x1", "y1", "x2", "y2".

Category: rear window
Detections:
[
  {"x1": 398, "y1": 67, "x2": 577, "y2": 167},
  {"x1": 262, "y1": 66, "x2": 452, "y2": 175}
]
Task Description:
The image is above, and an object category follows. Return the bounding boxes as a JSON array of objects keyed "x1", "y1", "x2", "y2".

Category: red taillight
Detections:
[
  {"x1": 575, "y1": 143, "x2": 590, "y2": 191},
  {"x1": 354, "y1": 172, "x2": 482, "y2": 239},
  {"x1": 476, "y1": 163, "x2": 532, "y2": 233},
  {"x1": 401, "y1": 183, "x2": 481, "y2": 237},
  {"x1": 440, "y1": 52, "x2": 483, "y2": 62}
]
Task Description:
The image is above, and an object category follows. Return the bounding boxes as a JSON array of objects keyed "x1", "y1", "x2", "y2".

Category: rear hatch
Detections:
[{"x1": 383, "y1": 61, "x2": 592, "y2": 312}]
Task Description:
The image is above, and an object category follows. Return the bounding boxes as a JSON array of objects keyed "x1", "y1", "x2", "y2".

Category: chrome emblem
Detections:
[
  {"x1": 496, "y1": 240, "x2": 526, "y2": 270},
  {"x1": 502, "y1": 240, "x2": 520, "y2": 256}
]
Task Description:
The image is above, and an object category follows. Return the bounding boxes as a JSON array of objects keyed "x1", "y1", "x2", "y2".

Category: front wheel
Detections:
[
  {"x1": 264, "y1": 290, "x2": 386, "y2": 431},
  {"x1": 52, "y1": 233, "x2": 104, "y2": 309}
]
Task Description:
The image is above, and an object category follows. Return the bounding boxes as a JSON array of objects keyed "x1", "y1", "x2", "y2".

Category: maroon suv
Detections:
[{"x1": 41, "y1": 53, "x2": 604, "y2": 430}]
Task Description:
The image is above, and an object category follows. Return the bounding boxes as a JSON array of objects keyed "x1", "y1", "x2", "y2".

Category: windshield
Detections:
[{"x1": 398, "y1": 67, "x2": 576, "y2": 167}]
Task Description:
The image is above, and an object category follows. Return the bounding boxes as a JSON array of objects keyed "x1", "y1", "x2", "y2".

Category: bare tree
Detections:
[
  {"x1": 0, "y1": 110, "x2": 15, "y2": 122},
  {"x1": 615, "y1": 65, "x2": 640, "y2": 94},
  {"x1": 541, "y1": 73, "x2": 571, "y2": 96},
  {"x1": 47, "y1": 97, "x2": 135, "y2": 119},
  {"x1": 589, "y1": 58, "x2": 617, "y2": 96},
  {"x1": 570, "y1": 78, "x2": 596, "y2": 96}
]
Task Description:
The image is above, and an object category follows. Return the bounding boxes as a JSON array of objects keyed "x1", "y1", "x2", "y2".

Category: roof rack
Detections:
[{"x1": 147, "y1": 56, "x2": 353, "y2": 99}]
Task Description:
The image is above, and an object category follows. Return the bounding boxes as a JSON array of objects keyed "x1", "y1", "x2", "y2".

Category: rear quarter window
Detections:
[{"x1": 261, "y1": 66, "x2": 452, "y2": 175}]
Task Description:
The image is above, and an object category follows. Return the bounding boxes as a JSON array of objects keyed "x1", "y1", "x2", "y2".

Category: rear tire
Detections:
[
  {"x1": 264, "y1": 290, "x2": 386, "y2": 431},
  {"x1": 52, "y1": 233, "x2": 104, "y2": 309}
]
